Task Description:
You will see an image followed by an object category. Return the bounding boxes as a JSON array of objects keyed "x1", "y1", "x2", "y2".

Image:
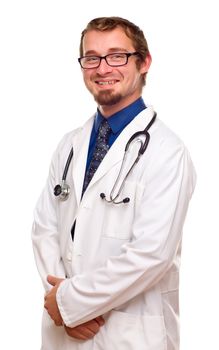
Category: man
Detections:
[{"x1": 32, "y1": 16, "x2": 196, "y2": 350}]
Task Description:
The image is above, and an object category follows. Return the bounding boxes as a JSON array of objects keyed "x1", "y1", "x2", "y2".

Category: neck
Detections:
[{"x1": 99, "y1": 94, "x2": 142, "y2": 118}]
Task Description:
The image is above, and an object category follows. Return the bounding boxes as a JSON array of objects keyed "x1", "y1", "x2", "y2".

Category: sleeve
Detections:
[
  {"x1": 56, "y1": 139, "x2": 196, "y2": 327},
  {"x1": 31, "y1": 146, "x2": 66, "y2": 291}
]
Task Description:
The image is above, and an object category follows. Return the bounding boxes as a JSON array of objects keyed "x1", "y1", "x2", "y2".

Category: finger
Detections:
[
  {"x1": 84, "y1": 321, "x2": 99, "y2": 333},
  {"x1": 94, "y1": 316, "x2": 105, "y2": 326},
  {"x1": 54, "y1": 319, "x2": 63, "y2": 327},
  {"x1": 65, "y1": 329, "x2": 88, "y2": 340},
  {"x1": 47, "y1": 275, "x2": 60, "y2": 286},
  {"x1": 64, "y1": 326, "x2": 95, "y2": 340},
  {"x1": 45, "y1": 307, "x2": 63, "y2": 326},
  {"x1": 44, "y1": 291, "x2": 49, "y2": 301}
]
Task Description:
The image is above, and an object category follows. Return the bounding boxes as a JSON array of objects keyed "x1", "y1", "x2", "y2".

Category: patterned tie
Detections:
[{"x1": 82, "y1": 119, "x2": 111, "y2": 194}]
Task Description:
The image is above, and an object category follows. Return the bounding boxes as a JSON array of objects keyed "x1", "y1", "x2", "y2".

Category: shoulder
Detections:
[
  {"x1": 54, "y1": 115, "x2": 95, "y2": 156},
  {"x1": 143, "y1": 116, "x2": 188, "y2": 172},
  {"x1": 145, "y1": 116, "x2": 196, "y2": 192},
  {"x1": 153, "y1": 118, "x2": 185, "y2": 150},
  {"x1": 141, "y1": 110, "x2": 196, "y2": 177},
  {"x1": 140, "y1": 106, "x2": 186, "y2": 152}
]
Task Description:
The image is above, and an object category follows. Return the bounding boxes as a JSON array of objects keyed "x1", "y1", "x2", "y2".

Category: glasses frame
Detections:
[{"x1": 78, "y1": 52, "x2": 140, "y2": 69}]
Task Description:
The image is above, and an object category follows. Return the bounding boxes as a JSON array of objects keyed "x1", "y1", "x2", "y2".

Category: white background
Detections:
[{"x1": 0, "y1": 0, "x2": 218, "y2": 349}]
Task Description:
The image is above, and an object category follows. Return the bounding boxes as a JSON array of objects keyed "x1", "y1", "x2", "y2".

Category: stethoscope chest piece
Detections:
[
  {"x1": 54, "y1": 180, "x2": 70, "y2": 201},
  {"x1": 54, "y1": 147, "x2": 73, "y2": 201}
]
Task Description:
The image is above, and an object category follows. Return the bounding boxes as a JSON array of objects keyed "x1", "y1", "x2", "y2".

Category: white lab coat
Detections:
[{"x1": 32, "y1": 106, "x2": 196, "y2": 350}]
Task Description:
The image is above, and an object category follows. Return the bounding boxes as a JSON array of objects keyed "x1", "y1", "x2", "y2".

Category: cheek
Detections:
[
  {"x1": 130, "y1": 69, "x2": 142, "y2": 86},
  {"x1": 124, "y1": 72, "x2": 139, "y2": 88},
  {"x1": 82, "y1": 72, "x2": 92, "y2": 88}
]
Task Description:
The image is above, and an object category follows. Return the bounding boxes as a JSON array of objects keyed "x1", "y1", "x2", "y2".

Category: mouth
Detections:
[{"x1": 95, "y1": 79, "x2": 119, "y2": 86}]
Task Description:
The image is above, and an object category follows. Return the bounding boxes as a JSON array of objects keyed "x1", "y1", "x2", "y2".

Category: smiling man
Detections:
[
  {"x1": 32, "y1": 16, "x2": 196, "y2": 350},
  {"x1": 79, "y1": 26, "x2": 151, "y2": 113}
]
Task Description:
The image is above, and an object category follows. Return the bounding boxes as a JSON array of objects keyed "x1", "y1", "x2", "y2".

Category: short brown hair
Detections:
[{"x1": 80, "y1": 16, "x2": 150, "y2": 59}]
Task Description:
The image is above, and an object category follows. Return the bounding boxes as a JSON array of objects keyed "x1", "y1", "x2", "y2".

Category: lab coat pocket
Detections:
[
  {"x1": 102, "y1": 180, "x2": 139, "y2": 240},
  {"x1": 95, "y1": 310, "x2": 166, "y2": 350}
]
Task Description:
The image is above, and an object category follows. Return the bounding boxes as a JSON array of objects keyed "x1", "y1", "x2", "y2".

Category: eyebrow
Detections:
[{"x1": 83, "y1": 48, "x2": 130, "y2": 56}]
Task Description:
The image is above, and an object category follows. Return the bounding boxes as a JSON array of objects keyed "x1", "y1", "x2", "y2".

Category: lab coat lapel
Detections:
[
  {"x1": 71, "y1": 116, "x2": 94, "y2": 206},
  {"x1": 85, "y1": 106, "x2": 155, "y2": 193}
]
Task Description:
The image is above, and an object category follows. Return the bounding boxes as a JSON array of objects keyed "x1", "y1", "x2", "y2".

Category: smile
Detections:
[{"x1": 95, "y1": 80, "x2": 118, "y2": 85}]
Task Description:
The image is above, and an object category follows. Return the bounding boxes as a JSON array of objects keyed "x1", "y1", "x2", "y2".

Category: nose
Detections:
[{"x1": 96, "y1": 57, "x2": 113, "y2": 74}]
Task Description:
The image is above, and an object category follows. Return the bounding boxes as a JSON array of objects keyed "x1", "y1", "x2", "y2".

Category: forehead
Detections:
[{"x1": 82, "y1": 27, "x2": 135, "y2": 55}]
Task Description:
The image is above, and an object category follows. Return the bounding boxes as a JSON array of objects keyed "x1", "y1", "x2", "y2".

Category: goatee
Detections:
[{"x1": 94, "y1": 91, "x2": 122, "y2": 106}]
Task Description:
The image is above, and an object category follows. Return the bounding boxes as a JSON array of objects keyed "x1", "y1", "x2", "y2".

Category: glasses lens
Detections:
[
  {"x1": 80, "y1": 56, "x2": 100, "y2": 68},
  {"x1": 106, "y1": 53, "x2": 127, "y2": 66}
]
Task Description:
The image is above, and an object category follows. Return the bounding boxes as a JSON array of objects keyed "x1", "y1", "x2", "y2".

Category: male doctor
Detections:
[{"x1": 32, "y1": 16, "x2": 196, "y2": 350}]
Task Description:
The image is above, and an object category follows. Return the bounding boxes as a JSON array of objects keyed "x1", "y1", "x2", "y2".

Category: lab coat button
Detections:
[{"x1": 67, "y1": 253, "x2": 72, "y2": 261}]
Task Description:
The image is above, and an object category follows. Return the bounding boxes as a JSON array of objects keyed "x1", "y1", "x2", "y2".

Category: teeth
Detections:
[{"x1": 98, "y1": 81, "x2": 115, "y2": 85}]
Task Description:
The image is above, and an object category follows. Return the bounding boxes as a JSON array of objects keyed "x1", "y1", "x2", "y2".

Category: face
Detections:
[{"x1": 81, "y1": 27, "x2": 151, "y2": 116}]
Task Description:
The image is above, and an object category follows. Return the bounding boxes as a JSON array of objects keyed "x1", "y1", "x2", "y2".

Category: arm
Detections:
[
  {"x1": 44, "y1": 275, "x2": 105, "y2": 338},
  {"x1": 31, "y1": 149, "x2": 66, "y2": 291},
  {"x1": 32, "y1": 135, "x2": 105, "y2": 338}
]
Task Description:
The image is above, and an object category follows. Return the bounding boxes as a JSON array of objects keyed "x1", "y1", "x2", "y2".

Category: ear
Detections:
[{"x1": 140, "y1": 53, "x2": 152, "y2": 74}]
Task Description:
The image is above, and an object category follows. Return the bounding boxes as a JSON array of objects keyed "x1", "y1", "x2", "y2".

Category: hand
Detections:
[
  {"x1": 44, "y1": 275, "x2": 64, "y2": 326},
  {"x1": 64, "y1": 316, "x2": 105, "y2": 340}
]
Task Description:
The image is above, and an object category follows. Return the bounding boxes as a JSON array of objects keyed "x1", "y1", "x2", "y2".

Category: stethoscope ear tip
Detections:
[
  {"x1": 123, "y1": 197, "x2": 130, "y2": 203},
  {"x1": 100, "y1": 192, "x2": 130, "y2": 204}
]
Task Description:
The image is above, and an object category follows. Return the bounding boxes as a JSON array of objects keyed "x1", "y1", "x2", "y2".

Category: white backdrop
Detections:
[{"x1": 0, "y1": 0, "x2": 218, "y2": 349}]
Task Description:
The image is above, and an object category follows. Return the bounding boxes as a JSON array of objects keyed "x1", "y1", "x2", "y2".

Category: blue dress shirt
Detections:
[{"x1": 85, "y1": 97, "x2": 146, "y2": 171}]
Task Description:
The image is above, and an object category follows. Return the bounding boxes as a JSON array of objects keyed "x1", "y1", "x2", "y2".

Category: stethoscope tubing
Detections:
[
  {"x1": 108, "y1": 141, "x2": 143, "y2": 203},
  {"x1": 107, "y1": 113, "x2": 156, "y2": 203},
  {"x1": 54, "y1": 112, "x2": 157, "y2": 202},
  {"x1": 62, "y1": 147, "x2": 73, "y2": 180}
]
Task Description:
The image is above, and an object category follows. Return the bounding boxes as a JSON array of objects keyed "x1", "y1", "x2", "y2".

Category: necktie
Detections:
[
  {"x1": 82, "y1": 119, "x2": 111, "y2": 194},
  {"x1": 72, "y1": 119, "x2": 111, "y2": 240}
]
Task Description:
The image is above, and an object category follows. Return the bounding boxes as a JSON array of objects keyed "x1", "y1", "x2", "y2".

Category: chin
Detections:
[{"x1": 94, "y1": 91, "x2": 122, "y2": 106}]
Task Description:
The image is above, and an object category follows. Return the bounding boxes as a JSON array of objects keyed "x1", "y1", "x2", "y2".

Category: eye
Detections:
[
  {"x1": 109, "y1": 53, "x2": 126, "y2": 61},
  {"x1": 84, "y1": 56, "x2": 99, "y2": 63}
]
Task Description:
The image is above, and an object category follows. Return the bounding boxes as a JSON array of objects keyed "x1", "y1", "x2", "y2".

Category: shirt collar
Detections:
[{"x1": 94, "y1": 97, "x2": 146, "y2": 134}]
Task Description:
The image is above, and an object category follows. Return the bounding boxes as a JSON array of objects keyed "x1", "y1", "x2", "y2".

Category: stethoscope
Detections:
[{"x1": 54, "y1": 112, "x2": 156, "y2": 203}]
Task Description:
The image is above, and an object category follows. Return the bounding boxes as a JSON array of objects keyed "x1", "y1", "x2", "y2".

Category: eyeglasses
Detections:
[{"x1": 78, "y1": 52, "x2": 140, "y2": 69}]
